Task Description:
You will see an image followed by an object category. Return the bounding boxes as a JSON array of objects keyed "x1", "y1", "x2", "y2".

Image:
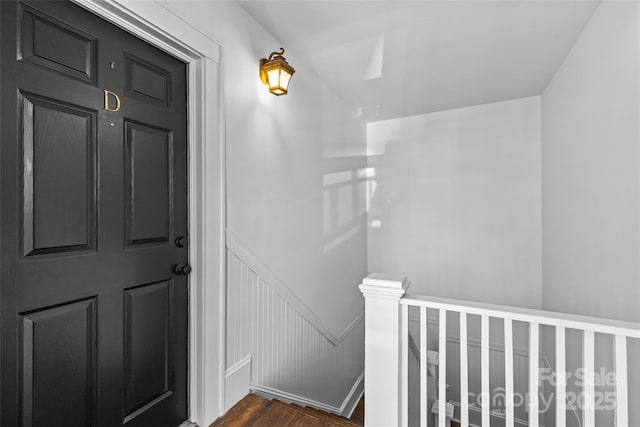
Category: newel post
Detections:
[{"x1": 359, "y1": 273, "x2": 410, "y2": 427}]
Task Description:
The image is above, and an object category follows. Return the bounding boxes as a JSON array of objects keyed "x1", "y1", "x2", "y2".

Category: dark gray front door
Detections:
[{"x1": 1, "y1": 1, "x2": 189, "y2": 425}]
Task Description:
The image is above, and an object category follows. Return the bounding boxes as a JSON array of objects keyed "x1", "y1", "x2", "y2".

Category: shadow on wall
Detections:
[{"x1": 322, "y1": 156, "x2": 370, "y2": 255}]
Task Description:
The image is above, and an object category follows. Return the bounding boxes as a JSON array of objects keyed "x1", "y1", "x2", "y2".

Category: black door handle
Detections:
[
  {"x1": 174, "y1": 263, "x2": 192, "y2": 275},
  {"x1": 174, "y1": 236, "x2": 187, "y2": 247}
]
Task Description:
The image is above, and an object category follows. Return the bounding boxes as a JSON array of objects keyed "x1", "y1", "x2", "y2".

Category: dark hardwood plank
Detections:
[
  {"x1": 210, "y1": 394, "x2": 271, "y2": 427},
  {"x1": 210, "y1": 394, "x2": 364, "y2": 427},
  {"x1": 350, "y1": 397, "x2": 364, "y2": 425}
]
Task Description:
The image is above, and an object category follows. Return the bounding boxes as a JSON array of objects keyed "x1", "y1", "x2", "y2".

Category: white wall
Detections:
[
  {"x1": 153, "y1": 0, "x2": 640, "y2": 422},
  {"x1": 159, "y1": 0, "x2": 367, "y2": 415},
  {"x1": 162, "y1": 0, "x2": 367, "y2": 340},
  {"x1": 542, "y1": 4, "x2": 640, "y2": 425},
  {"x1": 541, "y1": 1, "x2": 640, "y2": 323},
  {"x1": 367, "y1": 97, "x2": 542, "y2": 308}
]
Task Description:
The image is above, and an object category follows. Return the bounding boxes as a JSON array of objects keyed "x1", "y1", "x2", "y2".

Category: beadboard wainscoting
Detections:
[{"x1": 224, "y1": 233, "x2": 364, "y2": 417}]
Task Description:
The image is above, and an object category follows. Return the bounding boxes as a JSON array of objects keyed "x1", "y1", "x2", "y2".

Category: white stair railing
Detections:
[
  {"x1": 359, "y1": 273, "x2": 411, "y2": 427},
  {"x1": 360, "y1": 273, "x2": 640, "y2": 427}
]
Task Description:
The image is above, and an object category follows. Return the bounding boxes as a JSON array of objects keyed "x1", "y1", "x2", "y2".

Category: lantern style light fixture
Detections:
[{"x1": 259, "y1": 48, "x2": 296, "y2": 96}]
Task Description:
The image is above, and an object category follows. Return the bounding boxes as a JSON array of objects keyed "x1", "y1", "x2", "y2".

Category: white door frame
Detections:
[{"x1": 70, "y1": 1, "x2": 226, "y2": 425}]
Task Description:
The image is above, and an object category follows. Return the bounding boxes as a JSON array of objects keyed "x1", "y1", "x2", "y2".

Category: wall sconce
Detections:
[{"x1": 259, "y1": 48, "x2": 295, "y2": 96}]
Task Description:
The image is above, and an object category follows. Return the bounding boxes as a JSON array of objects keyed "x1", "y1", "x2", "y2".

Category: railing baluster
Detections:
[
  {"x1": 420, "y1": 307, "x2": 428, "y2": 427},
  {"x1": 401, "y1": 303, "x2": 409, "y2": 427},
  {"x1": 438, "y1": 309, "x2": 447, "y2": 427},
  {"x1": 556, "y1": 326, "x2": 566, "y2": 427},
  {"x1": 481, "y1": 315, "x2": 490, "y2": 427},
  {"x1": 460, "y1": 312, "x2": 469, "y2": 427},
  {"x1": 583, "y1": 330, "x2": 595, "y2": 427},
  {"x1": 529, "y1": 322, "x2": 539, "y2": 427},
  {"x1": 504, "y1": 318, "x2": 514, "y2": 427},
  {"x1": 615, "y1": 334, "x2": 628, "y2": 427},
  {"x1": 360, "y1": 277, "x2": 640, "y2": 427}
]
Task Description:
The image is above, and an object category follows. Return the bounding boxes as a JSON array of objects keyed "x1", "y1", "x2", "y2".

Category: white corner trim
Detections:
[
  {"x1": 226, "y1": 229, "x2": 363, "y2": 346},
  {"x1": 155, "y1": 1, "x2": 224, "y2": 53},
  {"x1": 72, "y1": 0, "x2": 220, "y2": 62}
]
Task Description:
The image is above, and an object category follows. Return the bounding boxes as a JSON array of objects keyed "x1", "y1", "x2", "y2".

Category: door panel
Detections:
[
  {"x1": 21, "y1": 298, "x2": 97, "y2": 427},
  {"x1": 19, "y1": 4, "x2": 97, "y2": 83},
  {"x1": 1, "y1": 1, "x2": 189, "y2": 426},
  {"x1": 125, "y1": 121, "x2": 172, "y2": 246},
  {"x1": 124, "y1": 53, "x2": 171, "y2": 107},
  {"x1": 124, "y1": 280, "x2": 173, "y2": 417},
  {"x1": 20, "y1": 92, "x2": 97, "y2": 256}
]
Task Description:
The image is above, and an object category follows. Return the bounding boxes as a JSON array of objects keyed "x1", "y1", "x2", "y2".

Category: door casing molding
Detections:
[{"x1": 69, "y1": 1, "x2": 226, "y2": 425}]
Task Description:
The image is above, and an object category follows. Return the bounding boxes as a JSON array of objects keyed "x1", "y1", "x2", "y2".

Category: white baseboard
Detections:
[
  {"x1": 224, "y1": 356, "x2": 363, "y2": 420},
  {"x1": 340, "y1": 371, "x2": 364, "y2": 418},
  {"x1": 251, "y1": 371, "x2": 364, "y2": 418},
  {"x1": 224, "y1": 355, "x2": 252, "y2": 412},
  {"x1": 251, "y1": 384, "x2": 342, "y2": 414}
]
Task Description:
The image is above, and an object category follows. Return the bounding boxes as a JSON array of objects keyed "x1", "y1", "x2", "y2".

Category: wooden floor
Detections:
[
  {"x1": 210, "y1": 393, "x2": 364, "y2": 427},
  {"x1": 209, "y1": 393, "x2": 461, "y2": 427}
]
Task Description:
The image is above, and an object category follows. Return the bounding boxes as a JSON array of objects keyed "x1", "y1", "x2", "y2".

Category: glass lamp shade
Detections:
[{"x1": 260, "y1": 52, "x2": 295, "y2": 96}]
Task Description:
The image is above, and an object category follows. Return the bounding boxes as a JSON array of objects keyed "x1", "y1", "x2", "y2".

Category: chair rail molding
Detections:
[{"x1": 226, "y1": 229, "x2": 363, "y2": 345}]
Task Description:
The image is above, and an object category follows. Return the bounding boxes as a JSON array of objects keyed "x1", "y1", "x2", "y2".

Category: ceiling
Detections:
[{"x1": 239, "y1": 0, "x2": 600, "y2": 121}]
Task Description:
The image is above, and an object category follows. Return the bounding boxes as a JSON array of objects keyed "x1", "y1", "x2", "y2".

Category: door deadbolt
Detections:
[{"x1": 174, "y1": 236, "x2": 187, "y2": 248}]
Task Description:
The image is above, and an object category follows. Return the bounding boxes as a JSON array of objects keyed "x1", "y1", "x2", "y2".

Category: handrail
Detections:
[
  {"x1": 361, "y1": 274, "x2": 637, "y2": 427},
  {"x1": 401, "y1": 293, "x2": 640, "y2": 339}
]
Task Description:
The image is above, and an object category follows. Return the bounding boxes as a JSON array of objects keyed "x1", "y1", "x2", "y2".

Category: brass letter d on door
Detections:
[{"x1": 103, "y1": 90, "x2": 121, "y2": 112}]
